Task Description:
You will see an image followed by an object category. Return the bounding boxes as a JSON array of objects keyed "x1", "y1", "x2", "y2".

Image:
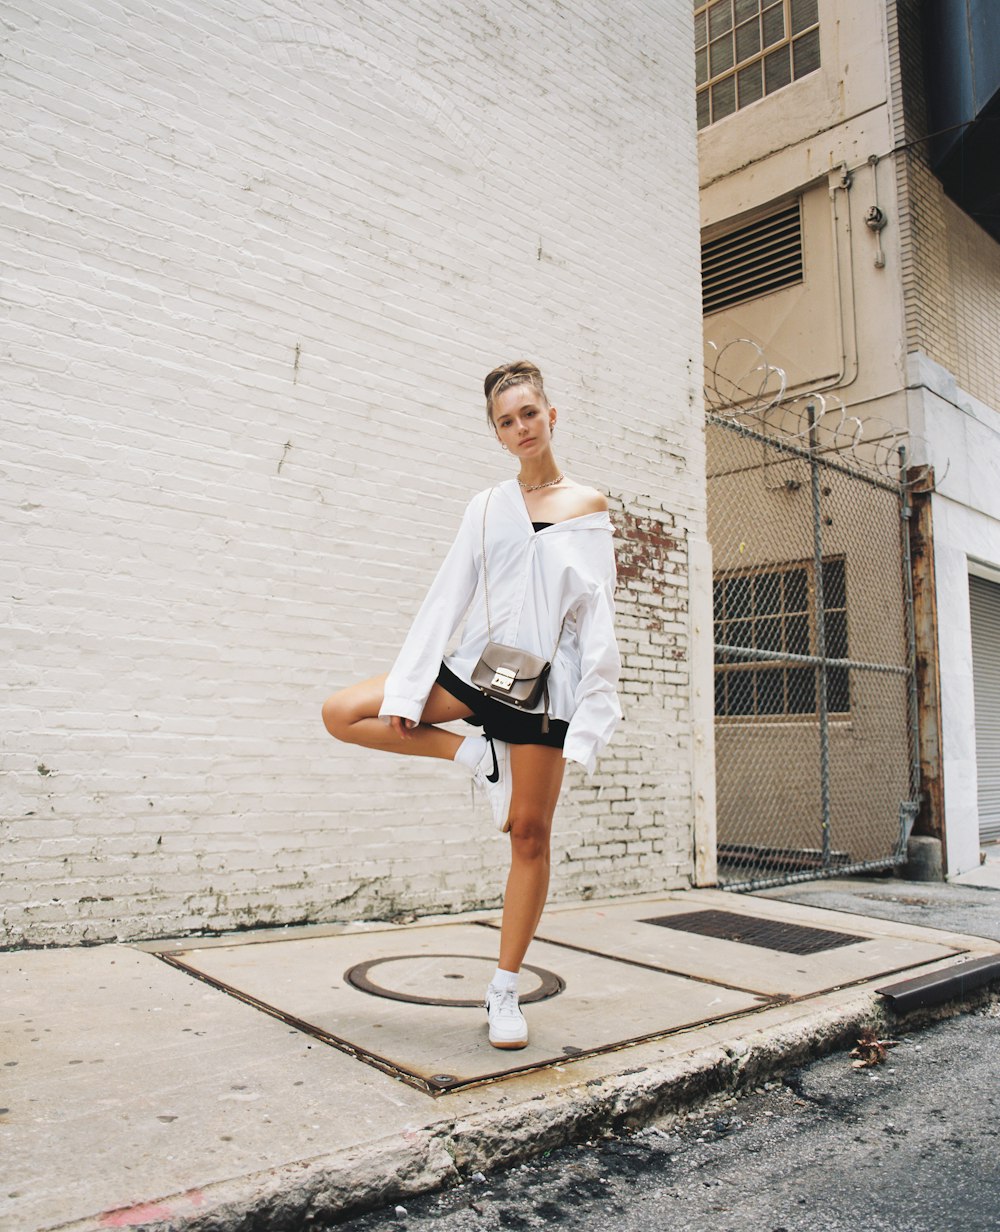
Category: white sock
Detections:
[
  {"x1": 491, "y1": 967, "x2": 518, "y2": 991},
  {"x1": 454, "y1": 733, "x2": 487, "y2": 771}
]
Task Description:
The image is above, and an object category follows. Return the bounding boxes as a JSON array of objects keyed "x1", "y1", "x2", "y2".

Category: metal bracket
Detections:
[{"x1": 897, "y1": 799, "x2": 920, "y2": 857}]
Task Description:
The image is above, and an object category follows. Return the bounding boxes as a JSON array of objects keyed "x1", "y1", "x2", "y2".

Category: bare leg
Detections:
[
  {"x1": 497, "y1": 744, "x2": 565, "y2": 972},
  {"x1": 322, "y1": 673, "x2": 475, "y2": 760}
]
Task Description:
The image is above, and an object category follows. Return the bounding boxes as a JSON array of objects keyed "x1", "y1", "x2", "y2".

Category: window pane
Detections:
[
  {"x1": 827, "y1": 666, "x2": 850, "y2": 712},
  {"x1": 697, "y1": 88, "x2": 711, "y2": 129},
  {"x1": 694, "y1": 10, "x2": 708, "y2": 48},
  {"x1": 756, "y1": 668, "x2": 785, "y2": 713},
  {"x1": 793, "y1": 26, "x2": 821, "y2": 77},
  {"x1": 762, "y1": 2, "x2": 785, "y2": 47},
  {"x1": 710, "y1": 33, "x2": 735, "y2": 75},
  {"x1": 784, "y1": 569, "x2": 808, "y2": 612},
  {"x1": 825, "y1": 610, "x2": 848, "y2": 659},
  {"x1": 727, "y1": 575, "x2": 752, "y2": 617},
  {"x1": 708, "y1": 0, "x2": 734, "y2": 38},
  {"x1": 735, "y1": 0, "x2": 759, "y2": 22},
  {"x1": 728, "y1": 670, "x2": 756, "y2": 714},
  {"x1": 753, "y1": 571, "x2": 782, "y2": 615},
  {"x1": 696, "y1": 45, "x2": 709, "y2": 84},
  {"x1": 821, "y1": 559, "x2": 846, "y2": 609},
  {"x1": 735, "y1": 17, "x2": 761, "y2": 62},
  {"x1": 786, "y1": 613, "x2": 809, "y2": 655},
  {"x1": 764, "y1": 43, "x2": 791, "y2": 91},
  {"x1": 756, "y1": 616, "x2": 782, "y2": 652},
  {"x1": 790, "y1": 0, "x2": 818, "y2": 34},
  {"x1": 787, "y1": 667, "x2": 816, "y2": 713},
  {"x1": 737, "y1": 61, "x2": 764, "y2": 107}
]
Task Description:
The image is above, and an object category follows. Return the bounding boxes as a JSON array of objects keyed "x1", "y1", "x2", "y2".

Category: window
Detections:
[
  {"x1": 714, "y1": 558, "x2": 850, "y2": 719},
  {"x1": 702, "y1": 200, "x2": 803, "y2": 313},
  {"x1": 695, "y1": 0, "x2": 821, "y2": 130}
]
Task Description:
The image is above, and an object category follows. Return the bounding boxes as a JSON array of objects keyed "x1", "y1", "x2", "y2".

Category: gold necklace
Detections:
[{"x1": 518, "y1": 473, "x2": 564, "y2": 492}]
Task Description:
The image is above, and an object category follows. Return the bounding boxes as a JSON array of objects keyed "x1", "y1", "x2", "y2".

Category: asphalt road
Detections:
[
  {"x1": 333, "y1": 1001, "x2": 999, "y2": 1232},
  {"x1": 761, "y1": 875, "x2": 1000, "y2": 945},
  {"x1": 332, "y1": 877, "x2": 1000, "y2": 1232}
]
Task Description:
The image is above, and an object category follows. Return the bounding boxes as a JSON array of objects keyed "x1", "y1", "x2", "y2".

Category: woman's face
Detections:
[{"x1": 491, "y1": 384, "x2": 556, "y2": 457}]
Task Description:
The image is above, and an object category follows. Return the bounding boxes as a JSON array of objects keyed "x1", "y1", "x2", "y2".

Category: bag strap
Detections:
[
  {"x1": 481, "y1": 487, "x2": 496, "y2": 641},
  {"x1": 481, "y1": 486, "x2": 568, "y2": 661}
]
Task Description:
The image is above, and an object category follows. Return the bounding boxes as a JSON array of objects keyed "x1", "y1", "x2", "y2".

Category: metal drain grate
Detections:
[{"x1": 641, "y1": 909, "x2": 867, "y2": 955}]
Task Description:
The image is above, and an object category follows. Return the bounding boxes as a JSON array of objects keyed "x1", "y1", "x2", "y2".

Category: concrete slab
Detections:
[
  {"x1": 160, "y1": 923, "x2": 764, "y2": 1092},
  {"x1": 529, "y1": 891, "x2": 966, "y2": 997},
  {"x1": 951, "y1": 847, "x2": 1000, "y2": 890},
  {"x1": 0, "y1": 945, "x2": 431, "y2": 1232}
]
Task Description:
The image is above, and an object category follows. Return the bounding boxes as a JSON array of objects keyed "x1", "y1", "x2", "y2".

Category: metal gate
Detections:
[{"x1": 705, "y1": 350, "x2": 921, "y2": 891}]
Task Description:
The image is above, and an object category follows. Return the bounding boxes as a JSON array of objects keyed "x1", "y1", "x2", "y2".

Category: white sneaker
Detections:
[
  {"x1": 471, "y1": 737, "x2": 512, "y2": 832},
  {"x1": 485, "y1": 983, "x2": 528, "y2": 1049}
]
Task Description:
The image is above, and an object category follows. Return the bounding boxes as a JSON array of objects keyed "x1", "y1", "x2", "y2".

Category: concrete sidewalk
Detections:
[{"x1": 4, "y1": 881, "x2": 1000, "y2": 1232}]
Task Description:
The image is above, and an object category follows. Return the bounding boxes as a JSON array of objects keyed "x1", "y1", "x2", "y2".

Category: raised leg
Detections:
[
  {"x1": 321, "y1": 673, "x2": 475, "y2": 760},
  {"x1": 497, "y1": 743, "x2": 566, "y2": 972}
]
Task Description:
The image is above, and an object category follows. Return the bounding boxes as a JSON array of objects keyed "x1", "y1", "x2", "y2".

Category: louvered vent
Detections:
[{"x1": 702, "y1": 202, "x2": 803, "y2": 314}]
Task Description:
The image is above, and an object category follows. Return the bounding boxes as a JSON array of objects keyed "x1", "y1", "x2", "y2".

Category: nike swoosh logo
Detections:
[{"x1": 486, "y1": 742, "x2": 500, "y2": 784}]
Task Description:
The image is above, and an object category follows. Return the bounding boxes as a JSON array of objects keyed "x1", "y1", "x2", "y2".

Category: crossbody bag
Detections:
[{"x1": 470, "y1": 487, "x2": 567, "y2": 733}]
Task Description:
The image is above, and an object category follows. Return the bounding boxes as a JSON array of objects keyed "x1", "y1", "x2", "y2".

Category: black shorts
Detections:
[{"x1": 436, "y1": 662, "x2": 568, "y2": 749}]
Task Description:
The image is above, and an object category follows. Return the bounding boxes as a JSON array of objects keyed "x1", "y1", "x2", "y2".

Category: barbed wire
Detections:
[{"x1": 704, "y1": 339, "x2": 939, "y2": 487}]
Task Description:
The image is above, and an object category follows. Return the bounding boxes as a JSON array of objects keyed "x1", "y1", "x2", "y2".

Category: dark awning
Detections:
[{"x1": 923, "y1": 0, "x2": 1000, "y2": 242}]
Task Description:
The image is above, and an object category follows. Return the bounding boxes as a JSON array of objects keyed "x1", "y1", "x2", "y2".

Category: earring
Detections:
[{"x1": 500, "y1": 442, "x2": 509, "y2": 452}]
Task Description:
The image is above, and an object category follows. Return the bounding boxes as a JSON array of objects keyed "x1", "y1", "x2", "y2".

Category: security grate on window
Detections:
[
  {"x1": 713, "y1": 557, "x2": 850, "y2": 719},
  {"x1": 702, "y1": 201, "x2": 803, "y2": 314}
]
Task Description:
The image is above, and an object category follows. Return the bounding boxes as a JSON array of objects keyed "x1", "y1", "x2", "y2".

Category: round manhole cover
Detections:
[{"x1": 345, "y1": 954, "x2": 564, "y2": 1007}]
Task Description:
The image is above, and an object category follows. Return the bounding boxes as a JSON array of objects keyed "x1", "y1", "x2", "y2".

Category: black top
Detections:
[{"x1": 531, "y1": 521, "x2": 553, "y2": 532}]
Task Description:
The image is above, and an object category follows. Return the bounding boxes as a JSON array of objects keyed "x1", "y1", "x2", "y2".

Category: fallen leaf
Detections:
[{"x1": 850, "y1": 1030, "x2": 900, "y2": 1068}]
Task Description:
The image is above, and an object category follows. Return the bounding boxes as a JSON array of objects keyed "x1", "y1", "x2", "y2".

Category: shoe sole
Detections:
[{"x1": 489, "y1": 1037, "x2": 528, "y2": 1049}]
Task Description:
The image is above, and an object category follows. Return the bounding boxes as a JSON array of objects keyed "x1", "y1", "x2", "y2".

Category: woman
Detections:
[{"x1": 322, "y1": 360, "x2": 621, "y2": 1050}]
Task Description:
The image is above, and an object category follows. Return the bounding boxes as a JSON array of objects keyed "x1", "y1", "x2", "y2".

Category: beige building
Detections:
[{"x1": 695, "y1": 0, "x2": 1000, "y2": 883}]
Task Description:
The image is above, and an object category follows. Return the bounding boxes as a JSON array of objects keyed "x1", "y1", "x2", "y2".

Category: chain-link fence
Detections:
[{"x1": 707, "y1": 409, "x2": 920, "y2": 891}]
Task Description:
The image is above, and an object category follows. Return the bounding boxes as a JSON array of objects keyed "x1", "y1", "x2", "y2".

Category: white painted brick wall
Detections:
[{"x1": 1, "y1": 0, "x2": 705, "y2": 945}]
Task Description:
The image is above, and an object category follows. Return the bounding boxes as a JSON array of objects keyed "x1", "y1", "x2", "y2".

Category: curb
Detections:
[
  {"x1": 55, "y1": 982, "x2": 998, "y2": 1232},
  {"x1": 53, "y1": 989, "x2": 894, "y2": 1232}
]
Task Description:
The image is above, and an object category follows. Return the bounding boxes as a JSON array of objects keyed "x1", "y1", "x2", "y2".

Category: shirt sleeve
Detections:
[
  {"x1": 379, "y1": 496, "x2": 482, "y2": 725},
  {"x1": 562, "y1": 543, "x2": 622, "y2": 775}
]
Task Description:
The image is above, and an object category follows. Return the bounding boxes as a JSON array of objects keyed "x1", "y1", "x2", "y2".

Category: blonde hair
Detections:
[{"x1": 483, "y1": 360, "x2": 549, "y2": 425}]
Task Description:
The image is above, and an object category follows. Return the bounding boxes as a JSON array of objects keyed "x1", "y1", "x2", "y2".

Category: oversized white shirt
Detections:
[{"x1": 379, "y1": 479, "x2": 622, "y2": 774}]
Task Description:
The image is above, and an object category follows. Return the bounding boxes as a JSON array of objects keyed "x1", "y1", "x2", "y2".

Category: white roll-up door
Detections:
[{"x1": 969, "y1": 574, "x2": 1000, "y2": 844}]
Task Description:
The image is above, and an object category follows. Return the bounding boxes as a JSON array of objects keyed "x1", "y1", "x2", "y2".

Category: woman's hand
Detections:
[{"x1": 387, "y1": 715, "x2": 418, "y2": 740}]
